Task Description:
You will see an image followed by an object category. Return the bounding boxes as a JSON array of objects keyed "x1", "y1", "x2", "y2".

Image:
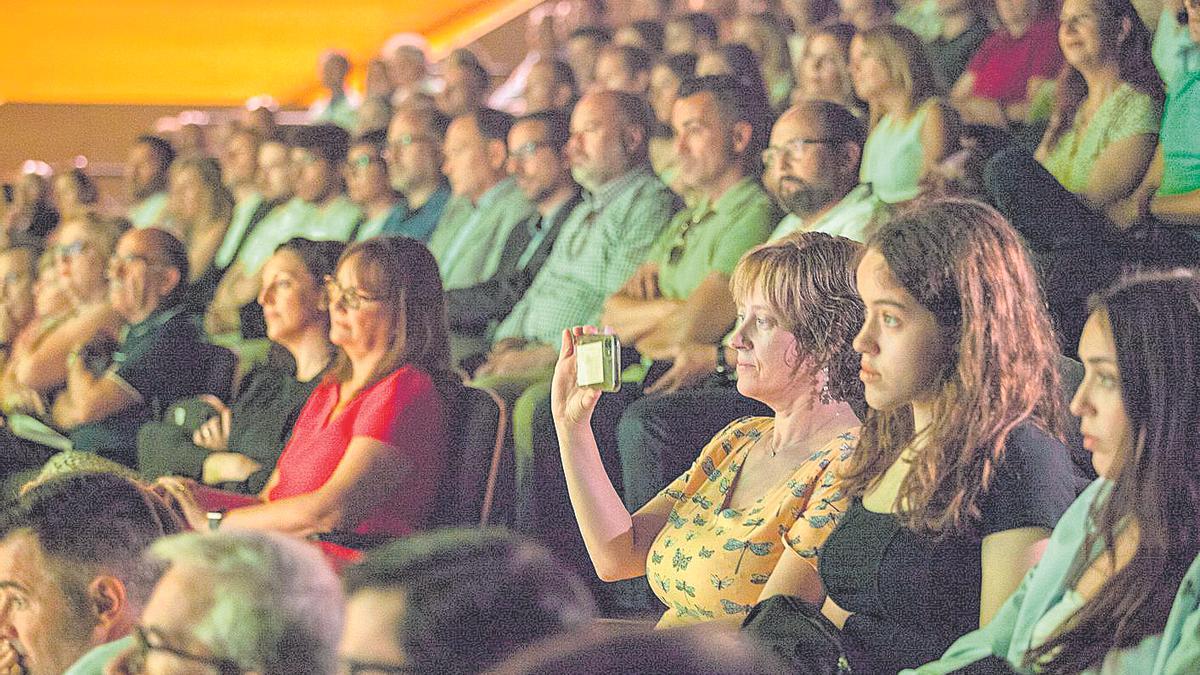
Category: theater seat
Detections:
[{"x1": 427, "y1": 383, "x2": 509, "y2": 529}]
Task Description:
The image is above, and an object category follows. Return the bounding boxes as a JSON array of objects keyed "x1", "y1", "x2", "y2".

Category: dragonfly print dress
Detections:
[{"x1": 644, "y1": 416, "x2": 857, "y2": 626}]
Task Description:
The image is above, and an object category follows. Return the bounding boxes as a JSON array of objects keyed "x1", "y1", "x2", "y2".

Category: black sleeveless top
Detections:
[{"x1": 816, "y1": 423, "x2": 1079, "y2": 673}]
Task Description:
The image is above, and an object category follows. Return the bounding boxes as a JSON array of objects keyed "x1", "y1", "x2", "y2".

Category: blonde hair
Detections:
[{"x1": 856, "y1": 24, "x2": 938, "y2": 127}]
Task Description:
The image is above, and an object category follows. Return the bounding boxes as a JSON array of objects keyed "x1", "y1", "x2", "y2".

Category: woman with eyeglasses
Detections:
[
  {"x1": 0, "y1": 215, "x2": 125, "y2": 416},
  {"x1": 159, "y1": 237, "x2": 454, "y2": 552},
  {"x1": 909, "y1": 270, "x2": 1200, "y2": 674},
  {"x1": 139, "y1": 238, "x2": 341, "y2": 495}
]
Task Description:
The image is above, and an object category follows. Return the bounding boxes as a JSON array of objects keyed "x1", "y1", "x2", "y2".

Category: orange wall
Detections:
[{"x1": 0, "y1": 0, "x2": 539, "y2": 106}]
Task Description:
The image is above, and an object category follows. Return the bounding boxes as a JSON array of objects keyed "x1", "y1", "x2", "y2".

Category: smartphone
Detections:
[{"x1": 575, "y1": 333, "x2": 621, "y2": 392}]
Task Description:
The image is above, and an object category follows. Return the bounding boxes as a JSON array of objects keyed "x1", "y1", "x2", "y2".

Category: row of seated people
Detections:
[
  {"x1": 0, "y1": 0, "x2": 1198, "y2": 672},
  {"x1": 0, "y1": 221, "x2": 1197, "y2": 674}
]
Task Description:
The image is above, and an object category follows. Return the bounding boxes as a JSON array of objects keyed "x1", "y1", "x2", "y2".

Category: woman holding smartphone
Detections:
[{"x1": 552, "y1": 232, "x2": 865, "y2": 626}]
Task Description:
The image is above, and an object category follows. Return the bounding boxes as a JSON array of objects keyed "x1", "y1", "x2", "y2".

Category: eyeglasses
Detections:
[
  {"x1": 324, "y1": 275, "x2": 385, "y2": 310},
  {"x1": 384, "y1": 134, "x2": 435, "y2": 159},
  {"x1": 761, "y1": 138, "x2": 837, "y2": 166},
  {"x1": 346, "y1": 154, "x2": 382, "y2": 172},
  {"x1": 108, "y1": 253, "x2": 165, "y2": 270},
  {"x1": 339, "y1": 658, "x2": 417, "y2": 675},
  {"x1": 508, "y1": 141, "x2": 547, "y2": 161},
  {"x1": 132, "y1": 625, "x2": 248, "y2": 675},
  {"x1": 53, "y1": 240, "x2": 90, "y2": 260}
]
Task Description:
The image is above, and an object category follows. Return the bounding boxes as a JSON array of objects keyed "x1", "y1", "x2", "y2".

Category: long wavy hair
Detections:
[
  {"x1": 840, "y1": 198, "x2": 1065, "y2": 535},
  {"x1": 729, "y1": 232, "x2": 866, "y2": 410},
  {"x1": 1025, "y1": 270, "x2": 1200, "y2": 673},
  {"x1": 1043, "y1": 0, "x2": 1162, "y2": 149},
  {"x1": 327, "y1": 237, "x2": 453, "y2": 394}
]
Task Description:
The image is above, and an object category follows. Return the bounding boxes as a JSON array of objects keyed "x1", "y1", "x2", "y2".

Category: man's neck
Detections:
[
  {"x1": 310, "y1": 192, "x2": 341, "y2": 210},
  {"x1": 364, "y1": 194, "x2": 401, "y2": 220},
  {"x1": 123, "y1": 301, "x2": 161, "y2": 326},
  {"x1": 231, "y1": 183, "x2": 257, "y2": 203},
  {"x1": 467, "y1": 175, "x2": 505, "y2": 205},
  {"x1": 404, "y1": 179, "x2": 442, "y2": 211},
  {"x1": 939, "y1": 9, "x2": 976, "y2": 40},
  {"x1": 696, "y1": 168, "x2": 744, "y2": 205},
  {"x1": 536, "y1": 184, "x2": 577, "y2": 217}
]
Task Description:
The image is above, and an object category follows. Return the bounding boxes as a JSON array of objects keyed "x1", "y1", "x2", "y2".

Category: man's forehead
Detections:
[
  {"x1": 510, "y1": 120, "x2": 547, "y2": 144},
  {"x1": 772, "y1": 112, "x2": 820, "y2": 143},
  {"x1": 0, "y1": 531, "x2": 50, "y2": 587},
  {"x1": 117, "y1": 232, "x2": 157, "y2": 256}
]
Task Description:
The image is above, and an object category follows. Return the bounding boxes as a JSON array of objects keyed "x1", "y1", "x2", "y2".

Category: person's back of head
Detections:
[
  {"x1": 0, "y1": 472, "x2": 182, "y2": 674},
  {"x1": 343, "y1": 528, "x2": 596, "y2": 675},
  {"x1": 485, "y1": 624, "x2": 787, "y2": 674},
  {"x1": 141, "y1": 530, "x2": 343, "y2": 675}
]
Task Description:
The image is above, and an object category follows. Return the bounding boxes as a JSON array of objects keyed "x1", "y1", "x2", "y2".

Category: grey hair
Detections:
[{"x1": 149, "y1": 531, "x2": 344, "y2": 675}]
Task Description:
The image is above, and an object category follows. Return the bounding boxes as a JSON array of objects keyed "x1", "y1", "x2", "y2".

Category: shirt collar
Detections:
[{"x1": 582, "y1": 165, "x2": 654, "y2": 210}]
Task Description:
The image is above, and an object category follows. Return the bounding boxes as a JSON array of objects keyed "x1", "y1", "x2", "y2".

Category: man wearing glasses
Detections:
[
  {"x1": 50, "y1": 228, "x2": 209, "y2": 467},
  {"x1": 377, "y1": 105, "x2": 454, "y2": 242},
  {"x1": 109, "y1": 530, "x2": 341, "y2": 675},
  {"x1": 0, "y1": 473, "x2": 181, "y2": 675}
]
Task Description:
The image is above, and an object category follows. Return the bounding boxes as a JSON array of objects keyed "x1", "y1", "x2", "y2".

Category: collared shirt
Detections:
[
  {"x1": 214, "y1": 192, "x2": 267, "y2": 269},
  {"x1": 429, "y1": 178, "x2": 535, "y2": 290},
  {"x1": 128, "y1": 192, "x2": 169, "y2": 229},
  {"x1": 354, "y1": 202, "x2": 407, "y2": 242},
  {"x1": 770, "y1": 184, "x2": 888, "y2": 243},
  {"x1": 234, "y1": 198, "x2": 319, "y2": 276},
  {"x1": 647, "y1": 177, "x2": 775, "y2": 300},
  {"x1": 378, "y1": 182, "x2": 451, "y2": 243},
  {"x1": 494, "y1": 166, "x2": 678, "y2": 344},
  {"x1": 69, "y1": 304, "x2": 207, "y2": 463}
]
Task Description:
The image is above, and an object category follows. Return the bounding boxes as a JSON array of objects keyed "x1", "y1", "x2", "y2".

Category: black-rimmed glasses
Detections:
[
  {"x1": 132, "y1": 625, "x2": 248, "y2": 675},
  {"x1": 761, "y1": 137, "x2": 838, "y2": 166}
]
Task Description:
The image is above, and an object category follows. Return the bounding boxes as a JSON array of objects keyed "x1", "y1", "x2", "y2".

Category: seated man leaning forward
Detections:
[
  {"x1": 108, "y1": 530, "x2": 343, "y2": 675},
  {"x1": 51, "y1": 228, "x2": 210, "y2": 467},
  {"x1": 0, "y1": 472, "x2": 183, "y2": 675}
]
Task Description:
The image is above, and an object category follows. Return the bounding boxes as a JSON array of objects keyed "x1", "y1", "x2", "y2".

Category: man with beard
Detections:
[
  {"x1": 125, "y1": 135, "x2": 175, "y2": 230},
  {"x1": 765, "y1": 100, "x2": 886, "y2": 242},
  {"x1": 51, "y1": 228, "x2": 208, "y2": 466}
]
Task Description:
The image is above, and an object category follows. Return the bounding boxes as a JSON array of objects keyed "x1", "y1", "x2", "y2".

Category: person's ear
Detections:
[
  {"x1": 621, "y1": 123, "x2": 646, "y2": 158},
  {"x1": 730, "y1": 120, "x2": 753, "y2": 157},
  {"x1": 87, "y1": 576, "x2": 129, "y2": 639},
  {"x1": 158, "y1": 266, "x2": 182, "y2": 299},
  {"x1": 486, "y1": 139, "x2": 508, "y2": 173}
]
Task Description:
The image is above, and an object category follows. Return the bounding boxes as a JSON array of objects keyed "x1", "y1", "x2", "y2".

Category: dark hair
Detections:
[
  {"x1": 0, "y1": 472, "x2": 183, "y2": 613},
  {"x1": 140, "y1": 227, "x2": 191, "y2": 308},
  {"x1": 354, "y1": 128, "x2": 388, "y2": 151},
  {"x1": 797, "y1": 99, "x2": 867, "y2": 148},
  {"x1": 275, "y1": 238, "x2": 345, "y2": 289},
  {"x1": 628, "y1": 20, "x2": 665, "y2": 53},
  {"x1": 1026, "y1": 270, "x2": 1200, "y2": 673},
  {"x1": 1044, "y1": 0, "x2": 1163, "y2": 149},
  {"x1": 449, "y1": 49, "x2": 492, "y2": 91},
  {"x1": 345, "y1": 528, "x2": 596, "y2": 675},
  {"x1": 135, "y1": 134, "x2": 177, "y2": 173},
  {"x1": 679, "y1": 12, "x2": 720, "y2": 44},
  {"x1": 729, "y1": 233, "x2": 866, "y2": 411},
  {"x1": 841, "y1": 198, "x2": 1065, "y2": 535},
  {"x1": 603, "y1": 44, "x2": 653, "y2": 77},
  {"x1": 604, "y1": 90, "x2": 655, "y2": 159},
  {"x1": 568, "y1": 25, "x2": 613, "y2": 44},
  {"x1": 678, "y1": 74, "x2": 771, "y2": 177},
  {"x1": 327, "y1": 237, "x2": 452, "y2": 390},
  {"x1": 489, "y1": 625, "x2": 787, "y2": 675},
  {"x1": 61, "y1": 168, "x2": 99, "y2": 206},
  {"x1": 290, "y1": 123, "x2": 352, "y2": 166},
  {"x1": 657, "y1": 52, "x2": 698, "y2": 82},
  {"x1": 517, "y1": 109, "x2": 572, "y2": 152},
  {"x1": 466, "y1": 107, "x2": 516, "y2": 143}
]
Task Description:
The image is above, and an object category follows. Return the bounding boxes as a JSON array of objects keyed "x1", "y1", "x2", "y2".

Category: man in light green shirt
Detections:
[
  {"x1": 601, "y1": 74, "x2": 776, "y2": 392},
  {"x1": 428, "y1": 108, "x2": 535, "y2": 290}
]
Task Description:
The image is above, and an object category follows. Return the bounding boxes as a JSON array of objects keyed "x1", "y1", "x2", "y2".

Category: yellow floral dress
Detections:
[{"x1": 645, "y1": 416, "x2": 857, "y2": 627}]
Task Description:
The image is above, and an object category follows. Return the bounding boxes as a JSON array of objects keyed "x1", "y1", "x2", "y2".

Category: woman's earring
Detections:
[{"x1": 819, "y1": 366, "x2": 833, "y2": 405}]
